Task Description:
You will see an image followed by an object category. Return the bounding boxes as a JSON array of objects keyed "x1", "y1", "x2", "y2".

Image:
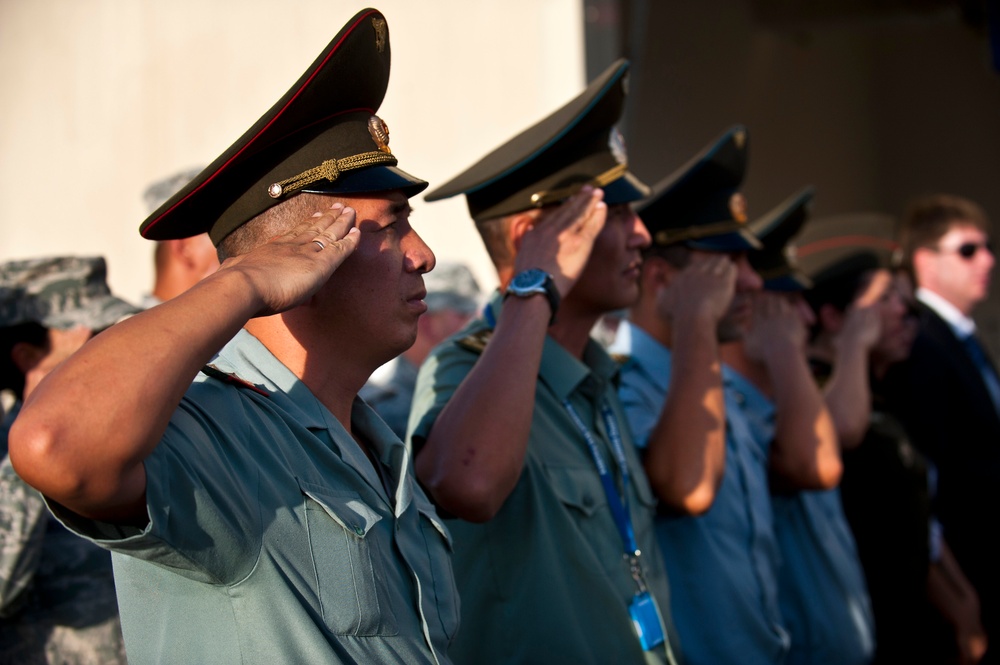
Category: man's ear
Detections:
[
  {"x1": 818, "y1": 303, "x2": 845, "y2": 334},
  {"x1": 508, "y1": 211, "x2": 539, "y2": 254},
  {"x1": 10, "y1": 341, "x2": 47, "y2": 374},
  {"x1": 911, "y1": 247, "x2": 933, "y2": 285}
]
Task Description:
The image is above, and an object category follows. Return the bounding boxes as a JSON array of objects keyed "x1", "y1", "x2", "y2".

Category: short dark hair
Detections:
[{"x1": 899, "y1": 194, "x2": 991, "y2": 263}]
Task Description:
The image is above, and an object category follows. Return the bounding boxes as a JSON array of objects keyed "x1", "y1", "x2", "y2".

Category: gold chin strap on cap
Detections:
[
  {"x1": 529, "y1": 162, "x2": 629, "y2": 208},
  {"x1": 653, "y1": 219, "x2": 756, "y2": 247},
  {"x1": 267, "y1": 151, "x2": 398, "y2": 198}
]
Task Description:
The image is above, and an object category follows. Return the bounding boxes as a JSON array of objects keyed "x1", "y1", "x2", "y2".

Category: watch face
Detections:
[{"x1": 511, "y1": 268, "x2": 548, "y2": 293}]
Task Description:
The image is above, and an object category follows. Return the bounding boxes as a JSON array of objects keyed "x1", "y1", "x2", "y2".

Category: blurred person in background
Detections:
[
  {"x1": 885, "y1": 194, "x2": 999, "y2": 663},
  {"x1": 140, "y1": 166, "x2": 219, "y2": 308},
  {"x1": 1, "y1": 256, "x2": 138, "y2": 665}
]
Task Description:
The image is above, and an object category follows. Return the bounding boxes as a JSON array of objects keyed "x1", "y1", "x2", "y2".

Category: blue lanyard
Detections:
[{"x1": 562, "y1": 399, "x2": 640, "y2": 557}]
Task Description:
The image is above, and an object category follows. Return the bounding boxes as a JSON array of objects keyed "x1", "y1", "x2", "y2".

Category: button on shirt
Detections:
[
  {"x1": 611, "y1": 321, "x2": 789, "y2": 665},
  {"x1": 51, "y1": 329, "x2": 458, "y2": 665}
]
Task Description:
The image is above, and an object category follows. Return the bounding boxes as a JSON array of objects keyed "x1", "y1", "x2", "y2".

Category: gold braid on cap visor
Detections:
[
  {"x1": 528, "y1": 162, "x2": 629, "y2": 208},
  {"x1": 267, "y1": 151, "x2": 399, "y2": 198},
  {"x1": 653, "y1": 219, "x2": 754, "y2": 246}
]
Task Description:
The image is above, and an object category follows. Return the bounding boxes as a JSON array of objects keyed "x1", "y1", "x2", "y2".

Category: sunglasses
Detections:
[{"x1": 934, "y1": 241, "x2": 993, "y2": 260}]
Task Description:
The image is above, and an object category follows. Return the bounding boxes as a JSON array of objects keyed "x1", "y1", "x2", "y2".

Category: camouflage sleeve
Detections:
[{"x1": 0, "y1": 452, "x2": 48, "y2": 616}]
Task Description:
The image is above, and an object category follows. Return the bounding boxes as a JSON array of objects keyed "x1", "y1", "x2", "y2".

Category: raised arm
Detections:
[
  {"x1": 643, "y1": 254, "x2": 735, "y2": 515},
  {"x1": 821, "y1": 271, "x2": 888, "y2": 449},
  {"x1": 746, "y1": 292, "x2": 842, "y2": 490},
  {"x1": 9, "y1": 204, "x2": 360, "y2": 523},
  {"x1": 414, "y1": 188, "x2": 606, "y2": 522}
]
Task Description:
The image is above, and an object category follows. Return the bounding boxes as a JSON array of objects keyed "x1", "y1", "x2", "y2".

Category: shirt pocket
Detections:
[
  {"x1": 544, "y1": 464, "x2": 620, "y2": 579},
  {"x1": 413, "y1": 492, "x2": 461, "y2": 642},
  {"x1": 298, "y1": 480, "x2": 399, "y2": 637}
]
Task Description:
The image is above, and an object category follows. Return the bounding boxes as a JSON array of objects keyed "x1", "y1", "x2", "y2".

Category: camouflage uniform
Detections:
[{"x1": 0, "y1": 257, "x2": 137, "y2": 665}]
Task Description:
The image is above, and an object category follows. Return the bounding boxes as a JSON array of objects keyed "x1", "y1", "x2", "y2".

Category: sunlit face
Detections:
[
  {"x1": 318, "y1": 191, "x2": 435, "y2": 361},
  {"x1": 566, "y1": 203, "x2": 651, "y2": 315},
  {"x1": 714, "y1": 251, "x2": 764, "y2": 342},
  {"x1": 916, "y1": 223, "x2": 994, "y2": 315}
]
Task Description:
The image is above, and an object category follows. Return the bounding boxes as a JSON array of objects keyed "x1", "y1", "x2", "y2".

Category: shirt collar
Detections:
[
  {"x1": 610, "y1": 320, "x2": 673, "y2": 393},
  {"x1": 209, "y1": 329, "x2": 412, "y2": 512},
  {"x1": 917, "y1": 287, "x2": 976, "y2": 338},
  {"x1": 488, "y1": 291, "x2": 619, "y2": 401}
]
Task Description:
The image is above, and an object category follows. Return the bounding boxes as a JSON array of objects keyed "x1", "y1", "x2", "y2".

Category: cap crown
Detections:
[
  {"x1": 140, "y1": 8, "x2": 426, "y2": 245},
  {"x1": 749, "y1": 186, "x2": 815, "y2": 290},
  {"x1": 1, "y1": 257, "x2": 139, "y2": 330},
  {"x1": 640, "y1": 125, "x2": 759, "y2": 251},
  {"x1": 424, "y1": 59, "x2": 648, "y2": 221}
]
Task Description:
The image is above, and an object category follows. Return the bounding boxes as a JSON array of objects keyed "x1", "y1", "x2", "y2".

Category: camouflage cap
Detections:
[
  {"x1": 143, "y1": 166, "x2": 204, "y2": 214},
  {"x1": 423, "y1": 261, "x2": 482, "y2": 315},
  {"x1": 0, "y1": 257, "x2": 140, "y2": 331}
]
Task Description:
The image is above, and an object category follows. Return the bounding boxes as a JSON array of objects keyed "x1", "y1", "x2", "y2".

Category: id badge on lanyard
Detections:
[{"x1": 563, "y1": 399, "x2": 667, "y2": 652}]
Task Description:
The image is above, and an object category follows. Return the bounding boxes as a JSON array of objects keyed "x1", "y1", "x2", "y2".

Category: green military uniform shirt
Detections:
[
  {"x1": 409, "y1": 293, "x2": 678, "y2": 665},
  {"x1": 52, "y1": 330, "x2": 459, "y2": 665}
]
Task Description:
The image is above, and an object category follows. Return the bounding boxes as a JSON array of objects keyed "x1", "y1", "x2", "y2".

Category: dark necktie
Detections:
[{"x1": 962, "y1": 333, "x2": 1000, "y2": 415}]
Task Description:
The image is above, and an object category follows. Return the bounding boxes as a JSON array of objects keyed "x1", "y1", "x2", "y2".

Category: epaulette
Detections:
[
  {"x1": 200, "y1": 364, "x2": 270, "y2": 397},
  {"x1": 455, "y1": 329, "x2": 494, "y2": 355}
]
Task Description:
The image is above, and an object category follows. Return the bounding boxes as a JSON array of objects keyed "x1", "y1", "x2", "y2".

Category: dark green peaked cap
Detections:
[
  {"x1": 639, "y1": 125, "x2": 760, "y2": 252},
  {"x1": 423, "y1": 59, "x2": 648, "y2": 221},
  {"x1": 140, "y1": 8, "x2": 427, "y2": 245},
  {"x1": 749, "y1": 186, "x2": 815, "y2": 291}
]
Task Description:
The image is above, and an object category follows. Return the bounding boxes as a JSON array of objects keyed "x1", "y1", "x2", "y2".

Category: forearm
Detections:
[
  {"x1": 822, "y1": 341, "x2": 872, "y2": 450},
  {"x1": 769, "y1": 350, "x2": 842, "y2": 490},
  {"x1": 644, "y1": 319, "x2": 726, "y2": 514},
  {"x1": 415, "y1": 297, "x2": 550, "y2": 522},
  {"x1": 9, "y1": 268, "x2": 263, "y2": 521},
  {"x1": 929, "y1": 542, "x2": 988, "y2": 664}
]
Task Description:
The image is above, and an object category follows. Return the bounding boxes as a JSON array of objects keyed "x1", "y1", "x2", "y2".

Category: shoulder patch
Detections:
[
  {"x1": 455, "y1": 329, "x2": 494, "y2": 354},
  {"x1": 200, "y1": 364, "x2": 270, "y2": 397}
]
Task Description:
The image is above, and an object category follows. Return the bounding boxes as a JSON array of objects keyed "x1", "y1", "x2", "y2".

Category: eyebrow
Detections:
[{"x1": 389, "y1": 201, "x2": 413, "y2": 217}]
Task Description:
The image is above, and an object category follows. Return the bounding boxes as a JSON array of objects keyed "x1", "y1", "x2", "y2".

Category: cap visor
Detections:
[
  {"x1": 603, "y1": 172, "x2": 650, "y2": 206},
  {"x1": 686, "y1": 228, "x2": 762, "y2": 252},
  {"x1": 302, "y1": 165, "x2": 428, "y2": 198}
]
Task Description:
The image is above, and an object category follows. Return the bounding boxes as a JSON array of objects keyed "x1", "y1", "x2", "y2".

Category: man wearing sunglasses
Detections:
[{"x1": 886, "y1": 193, "x2": 999, "y2": 663}]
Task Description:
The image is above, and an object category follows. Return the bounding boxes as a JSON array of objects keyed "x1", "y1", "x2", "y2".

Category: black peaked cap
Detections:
[
  {"x1": 749, "y1": 186, "x2": 815, "y2": 291},
  {"x1": 639, "y1": 125, "x2": 760, "y2": 252}
]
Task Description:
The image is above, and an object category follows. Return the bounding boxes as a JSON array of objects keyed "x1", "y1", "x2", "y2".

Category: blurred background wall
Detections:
[
  {"x1": 0, "y1": 0, "x2": 584, "y2": 301},
  {"x1": 3, "y1": 0, "x2": 999, "y2": 349}
]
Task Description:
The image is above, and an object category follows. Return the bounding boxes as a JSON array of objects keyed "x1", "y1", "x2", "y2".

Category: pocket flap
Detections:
[{"x1": 298, "y1": 480, "x2": 383, "y2": 538}]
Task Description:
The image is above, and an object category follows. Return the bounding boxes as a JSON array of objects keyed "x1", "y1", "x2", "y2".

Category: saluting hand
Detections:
[
  {"x1": 219, "y1": 202, "x2": 361, "y2": 318},
  {"x1": 834, "y1": 269, "x2": 889, "y2": 356},
  {"x1": 512, "y1": 186, "x2": 607, "y2": 297},
  {"x1": 743, "y1": 291, "x2": 808, "y2": 364},
  {"x1": 655, "y1": 252, "x2": 736, "y2": 327}
]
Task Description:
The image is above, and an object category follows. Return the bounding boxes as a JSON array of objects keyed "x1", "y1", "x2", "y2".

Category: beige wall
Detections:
[{"x1": 0, "y1": 0, "x2": 585, "y2": 302}]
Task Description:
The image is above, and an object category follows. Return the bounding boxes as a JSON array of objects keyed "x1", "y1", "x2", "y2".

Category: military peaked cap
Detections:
[
  {"x1": 639, "y1": 125, "x2": 760, "y2": 252},
  {"x1": 749, "y1": 186, "x2": 815, "y2": 291},
  {"x1": 140, "y1": 8, "x2": 427, "y2": 245},
  {"x1": 423, "y1": 59, "x2": 648, "y2": 221},
  {"x1": 793, "y1": 213, "x2": 901, "y2": 288}
]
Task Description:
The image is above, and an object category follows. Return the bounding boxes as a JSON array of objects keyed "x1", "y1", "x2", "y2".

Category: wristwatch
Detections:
[{"x1": 505, "y1": 268, "x2": 560, "y2": 324}]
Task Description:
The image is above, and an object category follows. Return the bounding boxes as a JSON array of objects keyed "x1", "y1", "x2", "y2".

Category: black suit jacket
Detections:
[{"x1": 884, "y1": 300, "x2": 1000, "y2": 638}]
